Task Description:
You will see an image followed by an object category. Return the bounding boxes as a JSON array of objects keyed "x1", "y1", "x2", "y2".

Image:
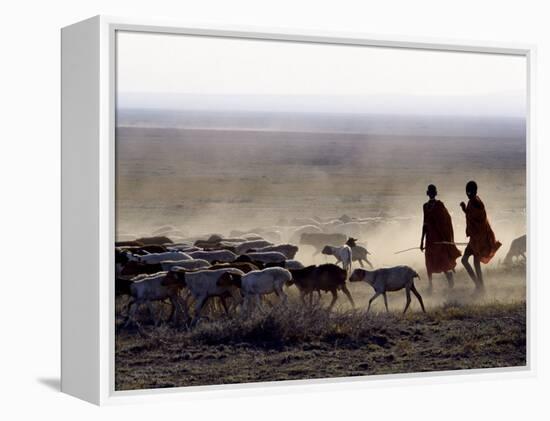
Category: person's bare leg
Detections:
[
  {"x1": 445, "y1": 271, "x2": 455, "y2": 289},
  {"x1": 461, "y1": 249, "x2": 478, "y2": 287},
  {"x1": 427, "y1": 272, "x2": 433, "y2": 294},
  {"x1": 474, "y1": 257, "x2": 484, "y2": 291}
]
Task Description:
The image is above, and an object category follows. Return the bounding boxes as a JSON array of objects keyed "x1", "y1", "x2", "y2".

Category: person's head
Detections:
[
  {"x1": 426, "y1": 184, "x2": 437, "y2": 199},
  {"x1": 465, "y1": 180, "x2": 478, "y2": 199}
]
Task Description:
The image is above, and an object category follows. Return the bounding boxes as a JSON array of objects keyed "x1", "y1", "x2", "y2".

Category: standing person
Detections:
[
  {"x1": 460, "y1": 180, "x2": 501, "y2": 292},
  {"x1": 420, "y1": 184, "x2": 462, "y2": 293}
]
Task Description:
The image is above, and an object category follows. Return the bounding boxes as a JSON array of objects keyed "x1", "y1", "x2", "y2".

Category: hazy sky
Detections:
[{"x1": 116, "y1": 31, "x2": 527, "y2": 116}]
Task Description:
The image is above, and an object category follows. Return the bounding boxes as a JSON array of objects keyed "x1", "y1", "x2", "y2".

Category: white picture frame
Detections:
[{"x1": 61, "y1": 15, "x2": 536, "y2": 405}]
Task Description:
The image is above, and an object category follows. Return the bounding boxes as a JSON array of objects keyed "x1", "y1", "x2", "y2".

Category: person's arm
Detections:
[
  {"x1": 420, "y1": 224, "x2": 426, "y2": 252},
  {"x1": 420, "y1": 204, "x2": 427, "y2": 251}
]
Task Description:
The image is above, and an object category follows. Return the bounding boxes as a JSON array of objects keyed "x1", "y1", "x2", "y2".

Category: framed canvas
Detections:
[{"x1": 61, "y1": 15, "x2": 535, "y2": 405}]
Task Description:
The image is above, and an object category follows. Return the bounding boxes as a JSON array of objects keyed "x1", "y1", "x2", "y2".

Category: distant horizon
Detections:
[
  {"x1": 116, "y1": 106, "x2": 526, "y2": 139},
  {"x1": 116, "y1": 91, "x2": 527, "y2": 118}
]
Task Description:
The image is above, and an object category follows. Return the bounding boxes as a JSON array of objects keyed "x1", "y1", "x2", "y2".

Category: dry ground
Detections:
[
  {"x1": 115, "y1": 264, "x2": 526, "y2": 391},
  {"x1": 115, "y1": 301, "x2": 525, "y2": 391}
]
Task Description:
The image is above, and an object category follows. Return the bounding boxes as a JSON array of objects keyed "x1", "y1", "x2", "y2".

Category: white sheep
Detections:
[
  {"x1": 127, "y1": 251, "x2": 192, "y2": 265},
  {"x1": 249, "y1": 244, "x2": 299, "y2": 259},
  {"x1": 321, "y1": 245, "x2": 353, "y2": 274},
  {"x1": 217, "y1": 267, "x2": 292, "y2": 313},
  {"x1": 187, "y1": 250, "x2": 237, "y2": 263},
  {"x1": 235, "y1": 240, "x2": 273, "y2": 254},
  {"x1": 125, "y1": 272, "x2": 187, "y2": 326},
  {"x1": 244, "y1": 251, "x2": 287, "y2": 264},
  {"x1": 167, "y1": 244, "x2": 201, "y2": 253},
  {"x1": 163, "y1": 268, "x2": 245, "y2": 320},
  {"x1": 345, "y1": 238, "x2": 373, "y2": 268},
  {"x1": 349, "y1": 266, "x2": 426, "y2": 314},
  {"x1": 160, "y1": 259, "x2": 211, "y2": 271},
  {"x1": 350, "y1": 245, "x2": 373, "y2": 268}
]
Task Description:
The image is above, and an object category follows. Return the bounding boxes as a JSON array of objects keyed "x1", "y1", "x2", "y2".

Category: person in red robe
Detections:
[
  {"x1": 420, "y1": 184, "x2": 462, "y2": 292},
  {"x1": 460, "y1": 180, "x2": 502, "y2": 291}
]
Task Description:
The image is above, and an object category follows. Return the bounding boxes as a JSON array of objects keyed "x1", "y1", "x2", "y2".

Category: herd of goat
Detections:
[{"x1": 115, "y1": 216, "x2": 526, "y2": 328}]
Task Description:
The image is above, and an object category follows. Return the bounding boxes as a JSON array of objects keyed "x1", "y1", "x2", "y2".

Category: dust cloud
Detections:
[{"x1": 115, "y1": 111, "x2": 526, "y2": 307}]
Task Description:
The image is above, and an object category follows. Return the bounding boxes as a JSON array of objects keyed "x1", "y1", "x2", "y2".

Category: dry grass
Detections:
[{"x1": 115, "y1": 299, "x2": 526, "y2": 391}]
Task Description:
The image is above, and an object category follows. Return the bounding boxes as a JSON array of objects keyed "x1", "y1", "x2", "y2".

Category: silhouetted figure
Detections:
[
  {"x1": 420, "y1": 184, "x2": 461, "y2": 293},
  {"x1": 460, "y1": 181, "x2": 501, "y2": 292}
]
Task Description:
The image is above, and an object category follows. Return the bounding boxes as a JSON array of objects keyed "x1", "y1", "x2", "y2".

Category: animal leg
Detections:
[
  {"x1": 403, "y1": 287, "x2": 412, "y2": 314},
  {"x1": 261, "y1": 295, "x2": 275, "y2": 308},
  {"x1": 241, "y1": 296, "x2": 249, "y2": 316},
  {"x1": 124, "y1": 301, "x2": 139, "y2": 327},
  {"x1": 230, "y1": 291, "x2": 243, "y2": 313},
  {"x1": 300, "y1": 290, "x2": 307, "y2": 306},
  {"x1": 365, "y1": 258, "x2": 373, "y2": 269},
  {"x1": 120, "y1": 297, "x2": 133, "y2": 321},
  {"x1": 410, "y1": 283, "x2": 426, "y2": 313},
  {"x1": 328, "y1": 289, "x2": 338, "y2": 310},
  {"x1": 358, "y1": 259, "x2": 364, "y2": 268},
  {"x1": 220, "y1": 295, "x2": 229, "y2": 315},
  {"x1": 175, "y1": 295, "x2": 188, "y2": 323},
  {"x1": 341, "y1": 284, "x2": 355, "y2": 308},
  {"x1": 274, "y1": 287, "x2": 288, "y2": 305},
  {"x1": 383, "y1": 292, "x2": 389, "y2": 312},
  {"x1": 367, "y1": 292, "x2": 381, "y2": 313},
  {"x1": 193, "y1": 296, "x2": 208, "y2": 320},
  {"x1": 180, "y1": 295, "x2": 190, "y2": 320},
  {"x1": 254, "y1": 294, "x2": 263, "y2": 313},
  {"x1": 147, "y1": 301, "x2": 159, "y2": 326},
  {"x1": 168, "y1": 296, "x2": 178, "y2": 323}
]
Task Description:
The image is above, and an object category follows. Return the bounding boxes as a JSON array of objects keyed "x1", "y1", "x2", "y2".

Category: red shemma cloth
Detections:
[
  {"x1": 464, "y1": 196, "x2": 502, "y2": 264},
  {"x1": 423, "y1": 200, "x2": 462, "y2": 275}
]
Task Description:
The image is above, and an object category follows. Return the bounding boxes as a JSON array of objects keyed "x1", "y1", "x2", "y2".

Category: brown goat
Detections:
[{"x1": 289, "y1": 263, "x2": 355, "y2": 309}]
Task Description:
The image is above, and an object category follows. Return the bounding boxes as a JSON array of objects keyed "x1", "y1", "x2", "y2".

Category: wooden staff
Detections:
[
  {"x1": 394, "y1": 241, "x2": 469, "y2": 254},
  {"x1": 394, "y1": 247, "x2": 421, "y2": 255}
]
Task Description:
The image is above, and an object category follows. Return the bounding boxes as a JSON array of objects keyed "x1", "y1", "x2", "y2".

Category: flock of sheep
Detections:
[
  {"x1": 115, "y1": 214, "x2": 525, "y2": 329},
  {"x1": 115, "y1": 215, "x2": 430, "y2": 328}
]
